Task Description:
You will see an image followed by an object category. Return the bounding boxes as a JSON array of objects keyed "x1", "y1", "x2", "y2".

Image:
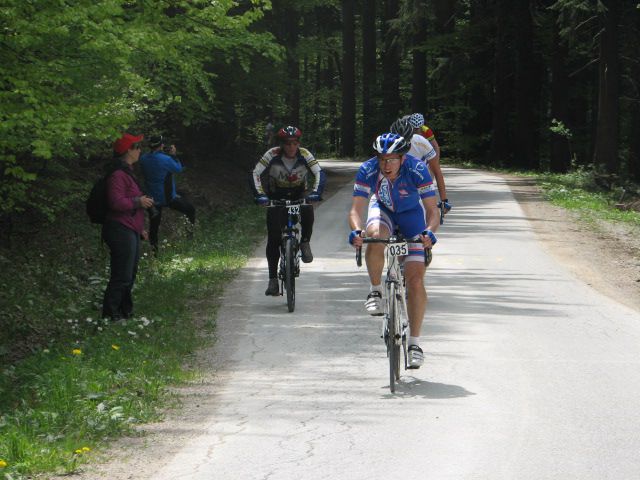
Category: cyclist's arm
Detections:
[
  {"x1": 429, "y1": 157, "x2": 447, "y2": 201},
  {"x1": 430, "y1": 137, "x2": 441, "y2": 164},
  {"x1": 300, "y1": 148, "x2": 323, "y2": 193},
  {"x1": 252, "y1": 150, "x2": 275, "y2": 196},
  {"x1": 349, "y1": 195, "x2": 368, "y2": 231},
  {"x1": 422, "y1": 195, "x2": 439, "y2": 233}
]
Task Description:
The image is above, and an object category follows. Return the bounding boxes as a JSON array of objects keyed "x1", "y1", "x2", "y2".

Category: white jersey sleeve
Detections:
[{"x1": 408, "y1": 134, "x2": 437, "y2": 164}]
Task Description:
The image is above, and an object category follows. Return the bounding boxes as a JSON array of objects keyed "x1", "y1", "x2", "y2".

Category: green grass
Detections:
[
  {"x1": 0, "y1": 205, "x2": 265, "y2": 478},
  {"x1": 447, "y1": 159, "x2": 640, "y2": 229},
  {"x1": 531, "y1": 171, "x2": 640, "y2": 227}
]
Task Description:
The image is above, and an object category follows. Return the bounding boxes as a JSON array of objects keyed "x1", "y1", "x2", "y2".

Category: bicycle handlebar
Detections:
[
  {"x1": 355, "y1": 235, "x2": 409, "y2": 267},
  {"x1": 267, "y1": 199, "x2": 309, "y2": 207},
  {"x1": 355, "y1": 234, "x2": 434, "y2": 267}
]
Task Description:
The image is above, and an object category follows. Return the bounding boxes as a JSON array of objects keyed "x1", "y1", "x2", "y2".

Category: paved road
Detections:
[{"x1": 151, "y1": 162, "x2": 640, "y2": 480}]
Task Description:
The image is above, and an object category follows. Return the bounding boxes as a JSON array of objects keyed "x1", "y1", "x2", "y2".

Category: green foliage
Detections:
[
  {"x1": 550, "y1": 119, "x2": 573, "y2": 140},
  {"x1": 536, "y1": 168, "x2": 640, "y2": 227},
  {"x1": 0, "y1": 0, "x2": 279, "y2": 218},
  {"x1": 0, "y1": 204, "x2": 266, "y2": 477}
]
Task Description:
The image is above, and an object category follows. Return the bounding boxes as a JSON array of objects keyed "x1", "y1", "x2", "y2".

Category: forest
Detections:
[{"x1": 1, "y1": 0, "x2": 639, "y2": 237}]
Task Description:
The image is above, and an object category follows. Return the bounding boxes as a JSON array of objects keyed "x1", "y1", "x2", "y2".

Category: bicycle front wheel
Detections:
[
  {"x1": 387, "y1": 283, "x2": 400, "y2": 392},
  {"x1": 285, "y1": 237, "x2": 296, "y2": 312}
]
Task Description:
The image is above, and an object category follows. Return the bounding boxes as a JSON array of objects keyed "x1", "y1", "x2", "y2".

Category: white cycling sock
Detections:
[
  {"x1": 370, "y1": 284, "x2": 383, "y2": 294},
  {"x1": 408, "y1": 336, "x2": 420, "y2": 347}
]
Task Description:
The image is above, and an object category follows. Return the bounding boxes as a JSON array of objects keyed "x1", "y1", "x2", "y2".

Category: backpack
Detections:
[
  {"x1": 86, "y1": 174, "x2": 111, "y2": 224},
  {"x1": 86, "y1": 166, "x2": 140, "y2": 224}
]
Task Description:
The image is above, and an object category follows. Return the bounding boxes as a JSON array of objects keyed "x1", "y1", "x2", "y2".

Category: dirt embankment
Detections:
[{"x1": 501, "y1": 174, "x2": 640, "y2": 313}]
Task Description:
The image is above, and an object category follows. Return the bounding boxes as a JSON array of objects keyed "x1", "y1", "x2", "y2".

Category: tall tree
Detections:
[
  {"x1": 593, "y1": 0, "x2": 620, "y2": 174},
  {"x1": 489, "y1": 0, "x2": 512, "y2": 164},
  {"x1": 341, "y1": 0, "x2": 356, "y2": 156},
  {"x1": 512, "y1": 0, "x2": 538, "y2": 169},
  {"x1": 283, "y1": 5, "x2": 301, "y2": 125},
  {"x1": 362, "y1": 0, "x2": 377, "y2": 150},
  {"x1": 411, "y1": 0, "x2": 428, "y2": 113},
  {"x1": 381, "y1": 0, "x2": 401, "y2": 120},
  {"x1": 550, "y1": 13, "x2": 571, "y2": 172}
]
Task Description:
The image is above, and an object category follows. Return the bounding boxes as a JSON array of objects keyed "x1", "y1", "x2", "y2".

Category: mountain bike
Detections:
[
  {"x1": 268, "y1": 199, "x2": 307, "y2": 312},
  {"x1": 356, "y1": 234, "x2": 411, "y2": 393}
]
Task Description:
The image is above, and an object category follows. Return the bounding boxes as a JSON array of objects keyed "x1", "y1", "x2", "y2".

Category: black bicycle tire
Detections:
[
  {"x1": 388, "y1": 283, "x2": 398, "y2": 392},
  {"x1": 285, "y1": 238, "x2": 296, "y2": 312},
  {"x1": 393, "y1": 287, "x2": 401, "y2": 380}
]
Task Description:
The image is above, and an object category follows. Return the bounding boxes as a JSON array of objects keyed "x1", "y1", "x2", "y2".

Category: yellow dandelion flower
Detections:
[
  {"x1": 0, "y1": 459, "x2": 7, "y2": 468},
  {"x1": 82, "y1": 447, "x2": 91, "y2": 452},
  {"x1": 74, "y1": 449, "x2": 83, "y2": 454},
  {"x1": 111, "y1": 344, "x2": 120, "y2": 351},
  {"x1": 72, "y1": 349, "x2": 82, "y2": 355}
]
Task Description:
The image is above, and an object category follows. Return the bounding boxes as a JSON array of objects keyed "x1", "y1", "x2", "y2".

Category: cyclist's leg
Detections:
[
  {"x1": 363, "y1": 197, "x2": 393, "y2": 315},
  {"x1": 364, "y1": 196, "x2": 393, "y2": 285},
  {"x1": 299, "y1": 204, "x2": 314, "y2": 242},
  {"x1": 395, "y1": 206, "x2": 428, "y2": 366},
  {"x1": 265, "y1": 207, "x2": 286, "y2": 295},
  {"x1": 299, "y1": 204, "x2": 314, "y2": 263}
]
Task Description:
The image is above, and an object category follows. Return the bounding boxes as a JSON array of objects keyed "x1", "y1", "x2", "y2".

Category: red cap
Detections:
[{"x1": 113, "y1": 133, "x2": 144, "y2": 155}]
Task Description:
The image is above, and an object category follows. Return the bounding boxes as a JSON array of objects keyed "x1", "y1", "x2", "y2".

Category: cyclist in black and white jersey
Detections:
[{"x1": 252, "y1": 126, "x2": 324, "y2": 296}]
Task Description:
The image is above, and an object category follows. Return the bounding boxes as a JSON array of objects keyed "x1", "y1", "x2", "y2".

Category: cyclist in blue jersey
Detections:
[{"x1": 348, "y1": 133, "x2": 440, "y2": 368}]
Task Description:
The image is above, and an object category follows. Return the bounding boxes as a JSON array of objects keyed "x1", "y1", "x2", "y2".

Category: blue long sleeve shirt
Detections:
[{"x1": 139, "y1": 151, "x2": 184, "y2": 206}]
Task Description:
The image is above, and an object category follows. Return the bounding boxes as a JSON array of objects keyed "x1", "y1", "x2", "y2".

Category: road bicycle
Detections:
[
  {"x1": 268, "y1": 199, "x2": 307, "y2": 312},
  {"x1": 356, "y1": 234, "x2": 411, "y2": 393}
]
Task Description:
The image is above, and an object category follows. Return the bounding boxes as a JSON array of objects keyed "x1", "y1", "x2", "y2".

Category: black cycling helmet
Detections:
[
  {"x1": 389, "y1": 117, "x2": 414, "y2": 141},
  {"x1": 277, "y1": 125, "x2": 302, "y2": 141},
  {"x1": 373, "y1": 133, "x2": 410, "y2": 155}
]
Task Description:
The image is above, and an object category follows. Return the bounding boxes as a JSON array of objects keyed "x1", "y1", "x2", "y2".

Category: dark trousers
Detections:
[
  {"x1": 101, "y1": 221, "x2": 140, "y2": 320},
  {"x1": 266, "y1": 204, "x2": 314, "y2": 278},
  {"x1": 149, "y1": 196, "x2": 196, "y2": 248}
]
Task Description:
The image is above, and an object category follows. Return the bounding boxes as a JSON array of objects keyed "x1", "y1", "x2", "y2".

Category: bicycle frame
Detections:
[
  {"x1": 356, "y1": 235, "x2": 410, "y2": 392},
  {"x1": 268, "y1": 199, "x2": 307, "y2": 312}
]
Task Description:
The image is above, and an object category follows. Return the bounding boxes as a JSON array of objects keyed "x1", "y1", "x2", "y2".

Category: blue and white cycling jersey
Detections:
[{"x1": 353, "y1": 154, "x2": 436, "y2": 212}]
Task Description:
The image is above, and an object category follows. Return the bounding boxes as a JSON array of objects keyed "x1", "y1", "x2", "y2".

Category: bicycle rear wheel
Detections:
[{"x1": 285, "y1": 237, "x2": 296, "y2": 312}]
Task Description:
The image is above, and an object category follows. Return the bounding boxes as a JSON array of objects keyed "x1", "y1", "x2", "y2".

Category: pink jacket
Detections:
[{"x1": 105, "y1": 167, "x2": 145, "y2": 234}]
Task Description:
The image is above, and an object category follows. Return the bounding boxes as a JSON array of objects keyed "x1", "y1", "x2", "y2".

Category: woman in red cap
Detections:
[{"x1": 102, "y1": 133, "x2": 155, "y2": 321}]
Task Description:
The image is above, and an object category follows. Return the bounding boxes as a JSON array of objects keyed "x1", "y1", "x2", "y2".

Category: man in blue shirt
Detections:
[
  {"x1": 348, "y1": 133, "x2": 440, "y2": 368},
  {"x1": 139, "y1": 136, "x2": 195, "y2": 251}
]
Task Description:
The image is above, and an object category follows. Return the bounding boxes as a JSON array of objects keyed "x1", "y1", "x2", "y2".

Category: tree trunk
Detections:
[
  {"x1": 362, "y1": 0, "x2": 377, "y2": 150},
  {"x1": 593, "y1": 0, "x2": 620, "y2": 174},
  {"x1": 341, "y1": 0, "x2": 356, "y2": 156},
  {"x1": 513, "y1": 0, "x2": 537, "y2": 170},
  {"x1": 465, "y1": 0, "x2": 493, "y2": 144},
  {"x1": 627, "y1": 3, "x2": 640, "y2": 182},
  {"x1": 411, "y1": 0, "x2": 428, "y2": 113},
  {"x1": 550, "y1": 17, "x2": 570, "y2": 173},
  {"x1": 284, "y1": 5, "x2": 300, "y2": 125},
  {"x1": 489, "y1": 0, "x2": 512, "y2": 165},
  {"x1": 381, "y1": 0, "x2": 401, "y2": 120}
]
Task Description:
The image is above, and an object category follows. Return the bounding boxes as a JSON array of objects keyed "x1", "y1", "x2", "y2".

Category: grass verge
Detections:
[
  {"x1": 0, "y1": 205, "x2": 264, "y2": 478},
  {"x1": 448, "y1": 160, "x2": 640, "y2": 229}
]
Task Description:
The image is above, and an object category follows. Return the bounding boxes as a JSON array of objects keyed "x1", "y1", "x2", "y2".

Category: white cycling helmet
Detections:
[
  {"x1": 373, "y1": 133, "x2": 410, "y2": 155},
  {"x1": 408, "y1": 113, "x2": 424, "y2": 129}
]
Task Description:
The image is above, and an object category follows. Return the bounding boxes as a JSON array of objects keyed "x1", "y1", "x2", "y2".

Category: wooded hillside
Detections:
[{"x1": 1, "y1": 0, "x2": 639, "y2": 243}]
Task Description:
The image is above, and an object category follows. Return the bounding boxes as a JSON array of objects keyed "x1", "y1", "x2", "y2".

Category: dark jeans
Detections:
[
  {"x1": 101, "y1": 221, "x2": 140, "y2": 320},
  {"x1": 149, "y1": 196, "x2": 196, "y2": 249},
  {"x1": 266, "y1": 204, "x2": 314, "y2": 279}
]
